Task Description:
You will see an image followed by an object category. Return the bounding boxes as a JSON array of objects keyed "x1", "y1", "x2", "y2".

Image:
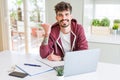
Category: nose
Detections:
[{"x1": 62, "y1": 15, "x2": 66, "y2": 20}]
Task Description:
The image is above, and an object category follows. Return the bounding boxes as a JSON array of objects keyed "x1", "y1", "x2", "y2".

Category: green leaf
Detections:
[
  {"x1": 91, "y1": 19, "x2": 100, "y2": 26},
  {"x1": 100, "y1": 18, "x2": 110, "y2": 26},
  {"x1": 56, "y1": 67, "x2": 64, "y2": 76}
]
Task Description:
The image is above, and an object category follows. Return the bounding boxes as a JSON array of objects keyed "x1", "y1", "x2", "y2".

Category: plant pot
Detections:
[
  {"x1": 91, "y1": 26, "x2": 110, "y2": 35},
  {"x1": 112, "y1": 30, "x2": 118, "y2": 35},
  {"x1": 56, "y1": 76, "x2": 64, "y2": 80},
  {"x1": 118, "y1": 29, "x2": 120, "y2": 35}
]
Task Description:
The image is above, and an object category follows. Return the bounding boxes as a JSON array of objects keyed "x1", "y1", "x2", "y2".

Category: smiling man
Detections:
[{"x1": 40, "y1": 1, "x2": 88, "y2": 61}]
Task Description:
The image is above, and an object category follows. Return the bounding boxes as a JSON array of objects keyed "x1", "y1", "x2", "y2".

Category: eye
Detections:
[
  {"x1": 57, "y1": 14, "x2": 63, "y2": 17},
  {"x1": 65, "y1": 13, "x2": 70, "y2": 17}
]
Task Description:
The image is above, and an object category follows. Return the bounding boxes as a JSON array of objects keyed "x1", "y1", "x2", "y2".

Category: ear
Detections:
[{"x1": 56, "y1": 16, "x2": 59, "y2": 21}]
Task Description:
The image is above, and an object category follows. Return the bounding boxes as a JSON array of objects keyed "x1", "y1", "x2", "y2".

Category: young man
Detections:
[{"x1": 40, "y1": 1, "x2": 88, "y2": 61}]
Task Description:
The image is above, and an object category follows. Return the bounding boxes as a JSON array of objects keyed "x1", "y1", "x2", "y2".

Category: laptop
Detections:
[{"x1": 54, "y1": 49, "x2": 100, "y2": 77}]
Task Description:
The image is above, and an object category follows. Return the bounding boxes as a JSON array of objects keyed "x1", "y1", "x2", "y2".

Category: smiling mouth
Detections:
[
  {"x1": 59, "y1": 19, "x2": 70, "y2": 28},
  {"x1": 60, "y1": 19, "x2": 69, "y2": 23},
  {"x1": 61, "y1": 23, "x2": 69, "y2": 28}
]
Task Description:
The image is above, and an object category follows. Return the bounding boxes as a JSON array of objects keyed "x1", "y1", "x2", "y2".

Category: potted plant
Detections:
[
  {"x1": 91, "y1": 19, "x2": 100, "y2": 34},
  {"x1": 100, "y1": 18, "x2": 110, "y2": 27},
  {"x1": 114, "y1": 19, "x2": 120, "y2": 30},
  {"x1": 91, "y1": 18, "x2": 110, "y2": 35},
  {"x1": 112, "y1": 24, "x2": 119, "y2": 35},
  {"x1": 56, "y1": 67, "x2": 64, "y2": 80},
  {"x1": 112, "y1": 24, "x2": 119, "y2": 30},
  {"x1": 91, "y1": 19, "x2": 101, "y2": 27}
]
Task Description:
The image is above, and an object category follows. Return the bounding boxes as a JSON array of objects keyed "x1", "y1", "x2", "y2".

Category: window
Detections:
[
  {"x1": 95, "y1": 4, "x2": 120, "y2": 27},
  {"x1": 8, "y1": 0, "x2": 45, "y2": 54}
]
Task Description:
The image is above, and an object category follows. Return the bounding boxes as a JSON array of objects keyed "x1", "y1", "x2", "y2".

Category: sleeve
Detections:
[
  {"x1": 39, "y1": 36, "x2": 54, "y2": 58},
  {"x1": 76, "y1": 24, "x2": 88, "y2": 50}
]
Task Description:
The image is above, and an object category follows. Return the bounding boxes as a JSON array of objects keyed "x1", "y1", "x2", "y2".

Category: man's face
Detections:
[{"x1": 56, "y1": 10, "x2": 72, "y2": 28}]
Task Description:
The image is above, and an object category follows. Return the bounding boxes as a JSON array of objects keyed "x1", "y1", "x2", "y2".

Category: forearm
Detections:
[
  {"x1": 42, "y1": 36, "x2": 49, "y2": 45},
  {"x1": 40, "y1": 23, "x2": 51, "y2": 45}
]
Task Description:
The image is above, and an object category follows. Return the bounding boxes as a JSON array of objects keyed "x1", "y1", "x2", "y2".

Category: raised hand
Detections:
[{"x1": 41, "y1": 23, "x2": 51, "y2": 37}]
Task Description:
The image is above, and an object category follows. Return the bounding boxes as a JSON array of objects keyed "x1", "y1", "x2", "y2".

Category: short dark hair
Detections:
[{"x1": 54, "y1": 1, "x2": 72, "y2": 14}]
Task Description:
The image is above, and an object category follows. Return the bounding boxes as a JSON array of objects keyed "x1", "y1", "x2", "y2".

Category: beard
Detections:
[
  {"x1": 62, "y1": 23, "x2": 69, "y2": 28},
  {"x1": 59, "y1": 19, "x2": 70, "y2": 28}
]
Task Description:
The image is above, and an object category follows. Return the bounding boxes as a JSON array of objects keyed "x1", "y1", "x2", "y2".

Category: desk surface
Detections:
[{"x1": 0, "y1": 51, "x2": 120, "y2": 80}]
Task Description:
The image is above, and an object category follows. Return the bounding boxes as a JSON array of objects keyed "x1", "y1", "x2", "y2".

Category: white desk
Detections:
[{"x1": 0, "y1": 51, "x2": 120, "y2": 80}]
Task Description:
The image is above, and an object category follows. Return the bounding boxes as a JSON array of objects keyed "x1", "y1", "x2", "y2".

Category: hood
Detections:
[{"x1": 50, "y1": 19, "x2": 78, "y2": 40}]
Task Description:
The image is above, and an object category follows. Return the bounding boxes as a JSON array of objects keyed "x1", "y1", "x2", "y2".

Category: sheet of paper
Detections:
[
  {"x1": 36, "y1": 57, "x2": 64, "y2": 68},
  {"x1": 16, "y1": 59, "x2": 53, "y2": 76}
]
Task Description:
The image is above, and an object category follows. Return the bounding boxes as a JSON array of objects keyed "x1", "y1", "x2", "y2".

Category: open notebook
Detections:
[{"x1": 16, "y1": 59, "x2": 53, "y2": 76}]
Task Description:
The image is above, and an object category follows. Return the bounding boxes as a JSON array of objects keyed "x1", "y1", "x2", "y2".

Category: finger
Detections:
[
  {"x1": 51, "y1": 50, "x2": 54, "y2": 55},
  {"x1": 46, "y1": 51, "x2": 54, "y2": 61},
  {"x1": 47, "y1": 54, "x2": 61, "y2": 61},
  {"x1": 47, "y1": 56, "x2": 53, "y2": 61},
  {"x1": 51, "y1": 55, "x2": 61, "y2": 61},
  {"x1": 54, "y1": 56, "x2": 61, "y2": 61}
]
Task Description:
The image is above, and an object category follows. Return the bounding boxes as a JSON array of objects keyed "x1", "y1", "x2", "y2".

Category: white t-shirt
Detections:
[{"x1": 60, "y1": 31, "x2": 71, "y2": 53}]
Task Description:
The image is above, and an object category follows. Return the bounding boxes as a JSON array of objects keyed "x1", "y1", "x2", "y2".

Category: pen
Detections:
[{"x1": 24, "y1": 63, "x2": 41, "y2": 67}]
